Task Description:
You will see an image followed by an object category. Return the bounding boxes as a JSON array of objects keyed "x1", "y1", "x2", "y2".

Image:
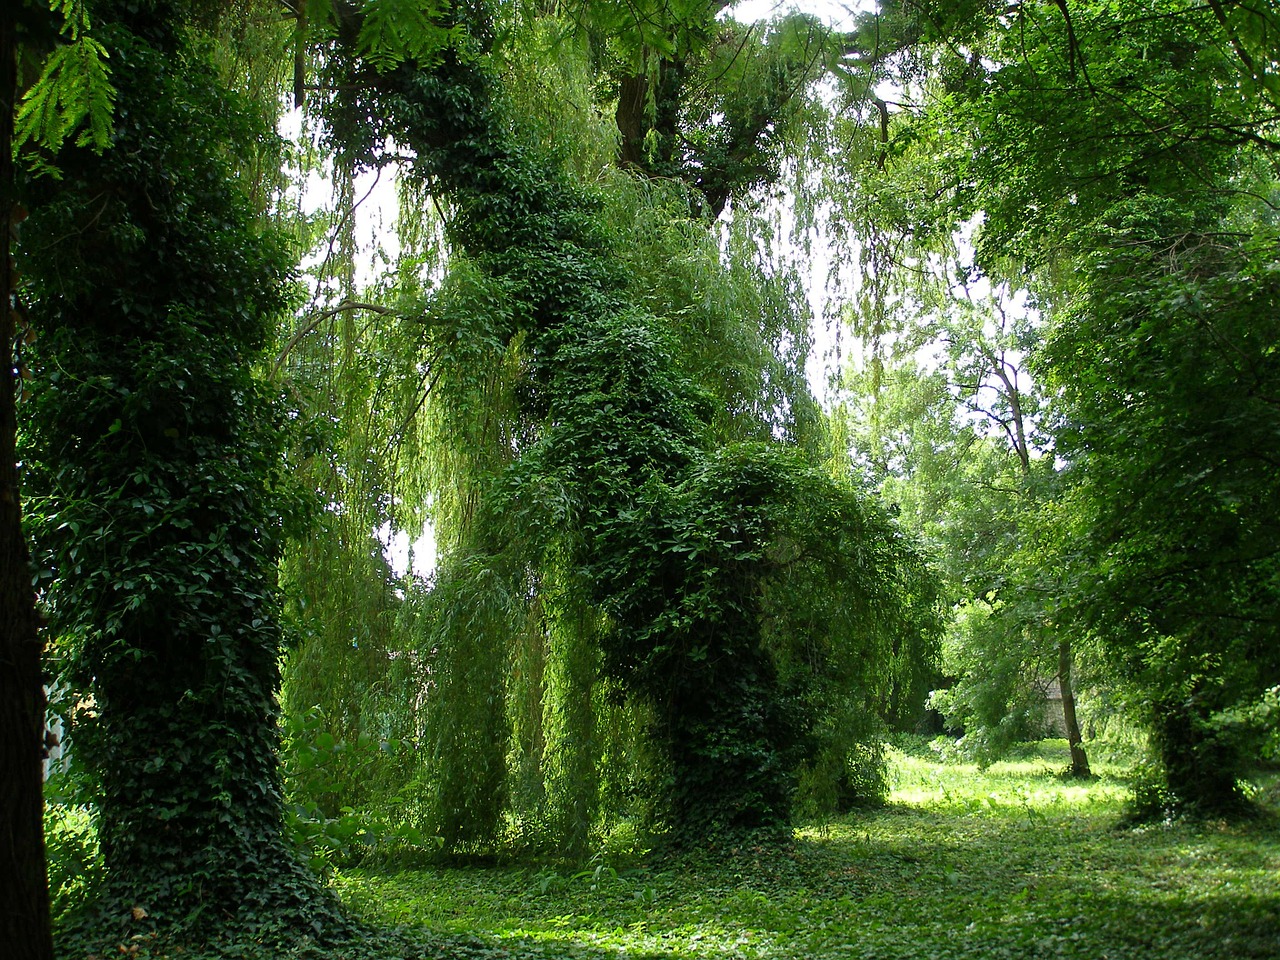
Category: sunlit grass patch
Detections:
[
  {"x1": 886, "y1": 738, "x2": 1132, "y2": 813},
  {"x1": 329, "y1": 742, "x2": 1280, "y2": 960}
]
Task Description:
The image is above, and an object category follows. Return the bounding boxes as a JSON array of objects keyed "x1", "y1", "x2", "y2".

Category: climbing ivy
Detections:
[
  {"x1": 314, "y1": 4, "x2": 942, "y2": 849},
  {"x1": 20, "y1": 0, "x2": 344, "y2": 947}
]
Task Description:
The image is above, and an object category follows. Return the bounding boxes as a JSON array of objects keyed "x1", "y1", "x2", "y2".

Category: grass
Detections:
[{"x1": 330, "y1": 741, "x2": 1280, "y2": 959}]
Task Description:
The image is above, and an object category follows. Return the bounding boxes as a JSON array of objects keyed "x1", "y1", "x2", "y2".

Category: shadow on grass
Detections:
[{"x1": 336, "y1": 801, "x2": 1280, "y2": 960}]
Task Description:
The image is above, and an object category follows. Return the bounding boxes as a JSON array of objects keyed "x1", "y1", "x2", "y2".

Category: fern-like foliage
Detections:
[
  {"x1": 49, "y1": 0, "x2": 92, "y2": 39},
  {"x1": 356, "y1": 0, "x2": 465, "y2": 72},
  {"x1": 16, "y1": 0, "x2": 115, "y2": 155}
]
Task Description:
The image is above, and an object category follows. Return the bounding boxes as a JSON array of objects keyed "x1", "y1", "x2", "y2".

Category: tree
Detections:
[
  {"x1": 19, "y1": 0, "x2": 343, "y2": 947},
  {"x1": 1, "y1": 2, "x2": 52, "y2": 952},
  {"x1": 595, "y1": 1, "x2": 832, "y2": 218},
  {"x1": 299, "y1": 0, "x2": 942, "y2": 849},
  {"x1": 934, "y1": 302, "x2": 1090, "y2": 778},
  {"x1": 872, "y1": 0, "x2": 1280, "y2": 811},
  {"x1": 3, "y1": 0, "x2": 117, "y2": 952},
  {"x1": 1042, "y1": 230, "x2": 1280, "y2": 813},
  {"x1": 836, "y1": 262, "x2": 1091, "y2": 775}
]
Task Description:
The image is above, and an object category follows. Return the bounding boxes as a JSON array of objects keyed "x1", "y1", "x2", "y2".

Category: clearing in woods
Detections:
[{"x1": 330, "y1": 740, "x2": 1280, "y2": 960}]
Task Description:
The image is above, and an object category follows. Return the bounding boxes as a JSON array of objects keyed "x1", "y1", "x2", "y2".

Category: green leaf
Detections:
[
  {"x1": 357, "y1": 0, "x2": 456, "y2": 72},
  {"x1": 15, "y1": 36, "x2": 115, "y2": 153}
]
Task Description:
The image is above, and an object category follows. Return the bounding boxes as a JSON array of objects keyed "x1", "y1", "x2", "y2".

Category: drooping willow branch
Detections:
[{"x1": 272, "y1": 299, "x2": 404, "y2": 378}]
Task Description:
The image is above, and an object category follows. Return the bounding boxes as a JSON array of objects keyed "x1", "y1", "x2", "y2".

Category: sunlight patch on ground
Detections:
[
  {"x1": 328, "y1": 743, "x2": 1280, "y2": 960},
  {"x1": 886, "y1": 743, "x2": 1132, "y2": 812}
]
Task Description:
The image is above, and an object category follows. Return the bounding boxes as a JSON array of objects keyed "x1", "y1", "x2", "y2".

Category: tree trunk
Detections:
[
  {"x1": 616, "y1": 73, "x2": 648, "y2": 169},
  {"x1": 614, "y1": 59, "x2": 685, "y2": 177},
  {"x1": 20, "y1": 3, "x2": 340, "y2": 942},
  {"x1": 0, "y1": 3, "x2": 55, "y2": 956},
  {"x1": 999, "y1": 375, "x2": 1088, "y2": 780},
  {"x1": 1058, "y1": 639, "x2": 1090, "y2": 778},
  {"x1": 1153, "y1": 694, "x2": 1244, "y2": 815}
]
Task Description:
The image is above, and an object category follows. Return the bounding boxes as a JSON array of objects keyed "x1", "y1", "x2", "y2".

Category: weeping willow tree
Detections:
[
  {"x1": 272, "y1": 140, "x2": 434, "y2": 819},
  {"x1": 264, "y1": 0, "x2": 947, "y2": 858},
  {"x1": 272, "y1": 0, "x2": 944, "y2": 854}
]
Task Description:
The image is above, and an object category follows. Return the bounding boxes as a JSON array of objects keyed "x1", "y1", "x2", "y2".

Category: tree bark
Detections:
[
  {"x1": 1058, "y1": 639, "x2": 1090, "y2": 779},
  {"x1": 615, "y1": 73, "x2": 648, "y2": 170},
  {"x1": 0, "y1": 2, "x2": 56, "y2": 956}
]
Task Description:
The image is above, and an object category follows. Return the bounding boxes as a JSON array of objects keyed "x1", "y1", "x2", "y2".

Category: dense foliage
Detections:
[
  {"x1": 9, "y1": 0, "x2": 1279, "y2": 955},
  {"x1": 18, "y1": 0, "x2": 340, "y2": 947},
  {"x1": 832, "y1": 0, "x2": 1280, "y2": 809},
  {"x1": 1044, "y1": 234, "x2": 1280, "y2": 812},
  {"x1": 306, "y1": 11, "x2": 941, "y2": 849}
]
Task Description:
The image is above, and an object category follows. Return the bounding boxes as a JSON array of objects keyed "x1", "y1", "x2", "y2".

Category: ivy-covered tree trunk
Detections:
[
  {"x1": 318, "y1": 9, "x2": 926, "y2": 845},
  {"x1": 20, "y1": 0, "x2": 336, "y2": 946},
  {"x1": 1, "y1": 3, "x2": 55, "y2": 956},
  {"x1": 1151, "y1": 694, "x2": 1245, "y2": 816}
]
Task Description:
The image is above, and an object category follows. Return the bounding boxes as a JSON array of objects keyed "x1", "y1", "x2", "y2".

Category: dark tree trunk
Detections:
[
  {"x1": 0, "y1": 4, "x2": 55, "y2": 956},
  {"x1": 616, "y1": 74, "x2": 648, "y2": 170},
  {"x1": 18, "y1": 3, "x2": 343, "y2": 944},
  {"x1": 1058, "y1": 639, "x2": 1090, "y2": 779},
  {"x1": 614, "y1": 60, "x2": 685, "y2": 178},
  {"x1": 1153, "y1": 694, "x2": 1245, "y2": 815}
]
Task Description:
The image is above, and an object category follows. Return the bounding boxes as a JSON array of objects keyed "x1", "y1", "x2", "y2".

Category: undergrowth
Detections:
[
  {"x1": 326, "y1": 741, "x2": 1279, "y2": 960},
  {"x1": 51, "y1": 741, "x2": 1280, "y2": 959}
]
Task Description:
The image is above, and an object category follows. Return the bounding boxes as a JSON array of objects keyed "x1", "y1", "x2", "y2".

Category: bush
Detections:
[{"x1": 44, "y1": 799, "x2": 103, "y2": 925}]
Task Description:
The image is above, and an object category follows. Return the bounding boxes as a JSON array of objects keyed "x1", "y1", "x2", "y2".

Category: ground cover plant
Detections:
[{"x1": 327, "y1": 741, "x2": 1280, "y2": 960}]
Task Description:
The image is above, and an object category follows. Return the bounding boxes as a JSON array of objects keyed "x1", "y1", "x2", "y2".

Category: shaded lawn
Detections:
[{"x1": 333, "y1": 744, "x2": 1280, "y2": 959}]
